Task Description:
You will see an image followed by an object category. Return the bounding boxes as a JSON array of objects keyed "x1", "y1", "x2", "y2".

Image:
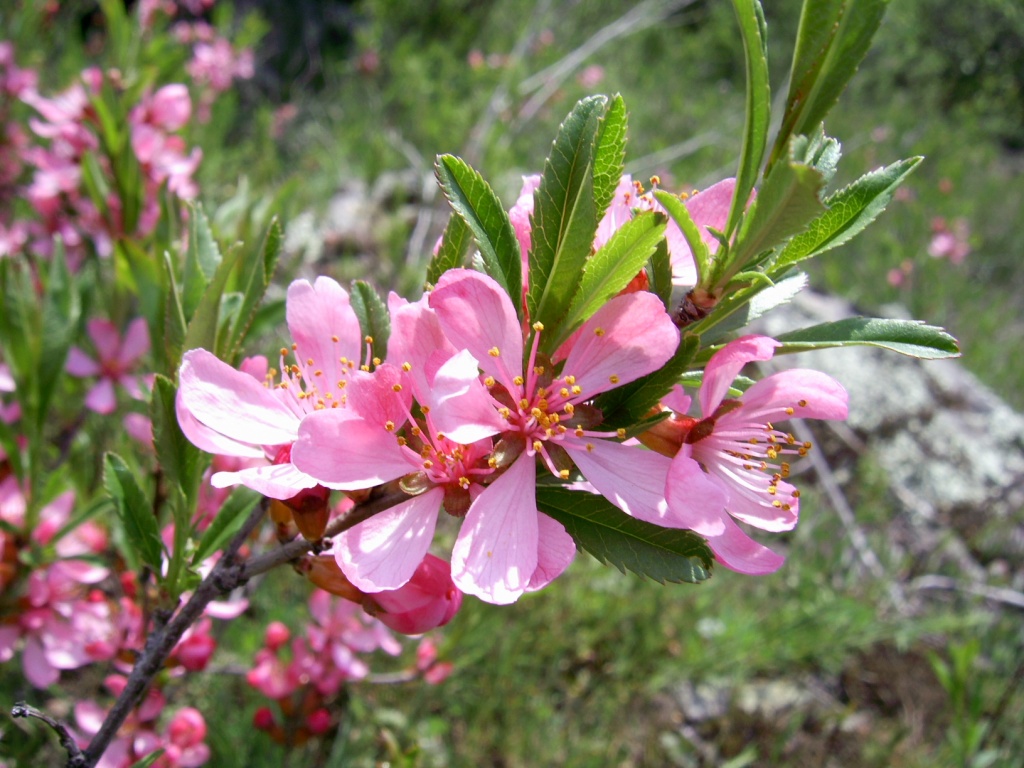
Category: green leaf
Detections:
[
  {"x1": 227, "y1": 218, "x2": 282, "y2": 361},
  {"x1": 162, "y1": 251, "x2": 188, "y2": 367},
  {"x1": 653, "y1": 189, "x2": 711, "y2": 284},
  {"x1": 770, "y1": 0, "x2": 890, "y2": 171},
  {"x1": 646, "y1": 237, "x2": 673, "y2": 311},
  {"x1": 104, "y1": 453, "x2": 163, "y2": 571},
  {"x1": 594, "y1": 335, "x2": 700, "y2": 429},
  {"x1": 774, "y1": 317, "x2": 960, "y2": 359},
  {"x1": 35, "y1": 244, "x2": 80, "y2": 432},
  {"x1": 127, "y1": 749, "x2": 165, "y2": 768},
  {"x1": 426, "y1": 212, "x2": 472, "y2": 287},
  {"x1": 774, "y1": 157, "x2": 922, "y2": 269},
  {"x1": 731, "y1": 133, "x2": 828, "y2": 269},
  {"x1": 537, "y1": 487, "x2": 713, "y2": 584},
  {"x1": 726, "y1": 0, "x2": 771, "y2": 240},
  {"x1": 181, "y1": 203, "x2": 222, "y2": 319},
  {"x1": 693, "y1": 272, "x2": 808, "y2": 343},
  {"x1": 191, "y1": 486, "x2": 261, "y2": 565},
  {"x1": 183, "y1": 244, "x2": 239, "y2": 356},
  {"x1": 350, "y1": 280, "x2": 390, "y2": 365},
  {"x1": 434, "y1": 155, "x2": 521, "y2": 309},
  {"x1": 527, "y1": 95, "x2": 607, "y2": 347},
  {"x1": 150, "y1": 375, "x2": 203, "y2": 509},
  {"x1": 592, "y1": 93, "x2": 628, "y2": 217},
  {"x1": 559, "y1": 212, "x2": 666, "y2": 345}
]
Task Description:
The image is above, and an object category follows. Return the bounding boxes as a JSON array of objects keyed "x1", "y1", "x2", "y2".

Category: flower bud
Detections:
[{"x1": 366, "y1": 555, "x2": 463, "y2": 635}]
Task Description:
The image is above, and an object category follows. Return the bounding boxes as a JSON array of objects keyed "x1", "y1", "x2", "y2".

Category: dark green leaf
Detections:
[
  {"x1": 726, "y1": 0, "x2": 770, "y2": 240},
  {"x1": 426, "y1": 212, "x2": 472, "y2": 287},
  {"x1": 560, "y1": 212, "x2": 666, "y2": 344},
  {"x1": 35, "y1": 244, "x2": 80, "y2": 432},
  {"x1": 227, "y1": 218, "x2": 282, "y2": 361},
  {"x1": 770, "y1": 0, "x2": 889, "y2": 171},
  {"x1": 435, "y1": 155, "x2": 521, "y2": 308},
  {"x1": 128, "y1": 749, "x2": 165, "y2": 768},
  {"x1": 774, "y1": 317, "x2": 960, "y2": 359},
  {"x1": 592, "y1": 94, "x2": 628, "y2": 217},
  {"x1": 774, "y1": 157, "x2": 922, "y2": 269},
  {"x1": 594, "y1": 335, "x2": 699, "y2": 428},
  {"x1": 162, "y1": 250, "x2": 188, "y2": 367},
  {"x1": 150, "y1": 375, "x2": 203, "y2": 509},
  {"x1": 646, "y1": 237, "x2": 673, "y2": 311},
  {"x1": 181, "y1": 203, "x2": 222, "y2": 319},
  {"x1": 693, "y1": 272, "x2": 808, "y2": 343},
  {"x1": 537, "y1": 487, "x2": 713, "y2": 584},
  {"x1": 527, "y1": 96, "x2": 607, "y2": 348},
  {"x1": 350, "y1": 280, "x2": 390, "y2": 365},
  {"x1": 104, "y1": 453, "x2": 163, "y2": 571},
  {"x1": 191, "y1": 486, "x2": 261, "y2": 565},
  {"x1": 183, "y1": 244, "x2": 239, "y2": 356}
]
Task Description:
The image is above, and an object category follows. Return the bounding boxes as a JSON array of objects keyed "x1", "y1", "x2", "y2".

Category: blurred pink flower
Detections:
[
  {"x1": 577, "y1": 64, "x2": 605, "y2": 89},
  {"x1": 66, "y1": 317, "x2": 152, "y2": 414}
]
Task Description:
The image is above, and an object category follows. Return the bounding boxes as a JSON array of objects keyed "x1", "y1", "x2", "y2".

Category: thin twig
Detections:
[
  {"x1": 908, "y1": 575, "x2": 1024, "y2": 610},
  {"x1": 79, "y1": 488, "x2": 410, "y2": 768},
  {"x1": 11, "y1": 702, "x2": 86, "y2": 768}
]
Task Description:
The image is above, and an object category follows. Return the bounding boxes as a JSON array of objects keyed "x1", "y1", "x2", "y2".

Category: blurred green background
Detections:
[{"x1": 3, "y1": 0, "x2": 1022, "y2": 765}]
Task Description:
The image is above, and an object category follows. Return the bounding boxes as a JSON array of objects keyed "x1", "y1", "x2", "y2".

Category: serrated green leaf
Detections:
[
  {"x1": 527, "y1": 96, "x2": 607, "y2": 348},
  {"x1": 181, "y1": 203, "x2": 222, "y2": 319},
  {"x1": 774, "y1": 317, "x2": 960, "y2": 359},
  {"x1": 793, "y1": 127, "x2": 842, "y2": 185},
  {"x1": 594, "y1": 335, "x2": 700, "y2": 429},
  {"x1": 435, "y1": 155, "x2": 521, "y2": 308},
  {"x1": 726, "y1": 0, "x2": 770, "y2": 240},
  {"x1": 537, "y1": 487, "x2": 713, "y2": 583},
  {"x1": 162, "y1": 250, "x2": 188, "y2": 367},
  {"x1": 653, "y1": 189, "x2": 712, "y2": 284},
  {"x1": 191, "y1": 486, "x2": 261, "y2": 565},
  {"x1": 150, "y1": 375, "x2": 203, "y2": 509},
  {"x1": 774, "y1": 157, "x2": 922, "y2": 270},
  {"x1": 592, "y1": 94, "x2": 627, "y2": 216},
  {"x1": 183, "y1": 244, "x2": 239, "y2": 356},
  {"x1": 104, "y1": 453, "x2": 163, "y2": 571},
  {"x1": 731, "y1": 134, "x2": 827, "y2": 269},
  {"x1": 559, "y1": 212, "x2": 666, "y2": 345},
  {"x1": 350, "y1": 280, "x2": 390, "y2": 365},
  {"x1": 227, "y1": 218, "x2": 281, "y2": 361},
  {"x1": 770, "y1": 0, "x2": 890, "y2": 171},
  {"x1": 647, "y1": 237, "x2": 672, "y2": 311},
  {"x1": 426, "y1": 212, "x2": 472, "y2": 287}
]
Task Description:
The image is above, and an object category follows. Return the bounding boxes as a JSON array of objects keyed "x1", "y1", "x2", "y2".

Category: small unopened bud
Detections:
[
  {"x1": 306, "y1": 708, "x2": 333, "y2": 735},
  {"x1": 299, "y1": 554, "x2": 363, "y2": 603},
  {"x1": 253, "y1": 707, "x2": 276, "y2": 732}
]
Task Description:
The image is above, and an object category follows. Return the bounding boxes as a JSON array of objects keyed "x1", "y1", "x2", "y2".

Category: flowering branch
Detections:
[
  {"x1": 11, "y1": 702, "x2": 86, "y2": 768},
  {"x1": 77, "y1": 488, "x2": 410, "y2": 768}
]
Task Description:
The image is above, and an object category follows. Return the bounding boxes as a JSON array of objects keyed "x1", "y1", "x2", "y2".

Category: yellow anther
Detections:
[
  {"x1": 791, "y1": 490, "x2": 800, "y2": 498},
  {"x1": 331, "y1": 335, "x2": 339, "y2": 342},
  {"x1": 532, "y1": 322, "x2": 544, "y2": 332},
  {"x1": 392, "y1": 383, "x2": 402, "y2": 392},
  {"x1": 563, "y1": 403, "x2": 575, "y2": 414},
  {"x1": 595, "y1": 327, "x2": 605, "y2": 337},
  {"x1": 423, "y1": 459, "x2": 433, "y2": 469},
  {"x1": 534, "y1": 365, "x2": 545, "y2": 375},
  {"x1": 306, "y1": 357, "x2": 314, "y2": 365},
  {"x1": 514, "y1": 375, "x2": 525, "y2": 386},
  {"x1": 559, "y1": 469, "x2": 570, "y2": 479},
  {"x1": 488, "y1": 457, "x2": 498, "y2": 468},
  {"x1": 410, "y1": 426, "x2": 422, "y2": 436},
  {"x1": 337, "y1": 380, "x2": 347, "y2": 389},
  {"x1": 397, "y1": 436, "x2": 407, "y2": 446},
  {"x1": 385, "y1": 420, "x2": 395, "y2": 431},
  {"x1": 364, "y1": 335, "x2": 374, "y2": 344},
  {"x1": 498, "y1": 407, "x2": 511, "y2": 418},
  {"x1": 571, "y1": 385, "x2": 582, "y2": 395},
  {"x1": 484, "y1": 376, "x2": 496, "y2": 387},
  {"x1": 280, "y1": 347, "x2": 288, "y2": 357},
  {"x1": 360, "y1": 365, "x2": 370, "y2": 372},
  {"x1": 488, "y1": 347, "x2": 500, "y2": 357},
  {"x1": 314, "y1": 369, "x2": 322, "y2": 377},
  {"x1": 291, "y1": 343, "x2": 298, "y2": 351},
  {"x1": 575, "y1": 427, "x2": 584, "y2": 437},
  {"x1": 436, "y1": 432, "x2": 446, "y2": 442},
  {"x1": 798, "y1": 399, "x2": 808, "y2": 407},
  {"x1": 785, "y1": 407, "x2": 795, "y2": 415},
  {"x1": 616, "y1": 428, "x2": 626, "y2": 439},
  {"x1": 772, "y1": 500, "x2": 782, "y2": 508},
  {"x1": 564, "y1": 376, "x2": 576, "y2": 385},
  {"x1": 533, "y1": 440, "x2": 543, "y2": 451},
  {"x1": 585, "y1": 443, "x2": 595, "y2": 452},
  {"x1": 372, "y1": 357, "x2": 382, "y2": 366},
  {"x1": 459, "y1": 476, "x2": 471, "y2": 489},
  {"x1": 402, "y1": 362, "x2": 412, "y2": 372},
  {"x1": 609, "y1": 374, "x2": 619, "y2": 384}
]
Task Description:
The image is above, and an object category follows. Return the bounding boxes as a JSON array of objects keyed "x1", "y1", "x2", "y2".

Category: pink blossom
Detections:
[
  {"x1": 927, "y1": 216, "x2": 971, "y2": 264},
  {"x1": 652, "y1": 335, "x2": 848, "y2": 574},
  {"x1": 424, "y1": 269, "x2": 682, "y2": 602},
  {"x1": 177, "y1": 276, "x2": 363, "y2": 499},
  {"x1": 66, "y1": 318, "x2": 151, "y2": 414},
  {"x1": 363, "y1": 554, "x2": 463, "y2": 635},
  {"x1": 577, "y1": 64, "x2": 605, "y2": 89}
]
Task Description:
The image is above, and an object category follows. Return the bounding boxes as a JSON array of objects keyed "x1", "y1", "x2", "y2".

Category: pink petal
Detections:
[
  {"x1": 23, "y1": 637, "x2": 60, "y2": 688},
  {"x1": 336, "y1": 487, "x2": 442, "y2": 592},
  {"x1": 665, "y1": 450, "x2": 728, "y2": 536},
  {"x1": 665, "y1": 223, "x2": 698, "y2": 286},
  {"x1": 293, "y1": 410, "x2": 412, "y2": 490},
  {"x1": 429, "y1": 350, "x2": 505, "y2": 444},
  {"x1": 65, "y1": 347, "x2": 100, "y2": 377},
  {"x1": 117, "y1": 317, "x2": 150, "y2": 366},
  {"x1": 562, "y1": 292, "x2": 679, "y2": 397},
  {"x1": 451, "y1": 452, "x2": 538, "y2": 604},
  {"x1": 719, "y1": 473, "x2": 800, "y2": 532},
  {"x1": 524, "y1": 513, "x2": 576, "y2": 592},
  {"x1": 686, "y1": 177, "x2": 738, "y2": 255},
  {"x1": 386, "y1": 293, "x2": 456, "y2": 397},
  {"x1": 175, "y1": 388, "x2": 265, "y2": 459},
  {"x1": 707, "y1": 514, "x2": 785, "y2": 575},
  {"x1": 86, "y1": 319, "x2": 121, "y2": 362},
  {"x1": 286, "y1": 277, "x2": 362, "y2": 384},
  {"x1": 0, "y1": 625, "x2": 21, "y2": 663},
  {"x1": 662, "y1": 385, "x2": 692, "y2": 415},
  {"x1": 740, "y1": 368, "x2": 848, "y2": 421},
  {"x1": 565, "y1": 439, "x2": 679, "y2": 527},
  {"x1": 430, "y1": 269, "x2": 524, "y2": 392},
  {"x1": 210, "y1": 462, "x2": 319, "y2": 499},
  {"x1": 179, "y1": 348, "x2": 299, "y2": 446},
  {"x1": 85, "y1": 378, "x2": 117, "y2": 414},
  {"x1": 700, "y1": 335, "x2": 780, "y2": 416},
  {"x1": 203, "y1": 598, "x2": 249, "y2": 619}
]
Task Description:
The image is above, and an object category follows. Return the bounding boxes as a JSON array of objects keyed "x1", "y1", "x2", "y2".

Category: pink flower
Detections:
[
  {"x1": 177, "y1": 276, "x2": 363, "y2": 499},
  {"x1": 653, "y1": 335, "x2": 848, "y2": 574},
  {"x1": 66, "y1": 318, "x2": 151, "y2": 414},
  {"x1": 426, "y1": 269, "x2": 682, "y2": 602}
]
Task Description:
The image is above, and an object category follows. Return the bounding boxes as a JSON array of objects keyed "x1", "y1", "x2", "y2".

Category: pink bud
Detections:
[
  {"x1": 264, "y1": 621, "x2": 290, "y2": 651},
  {"x1": 366, "y1": 555, "x2": 462, "y2": 635},
  {"x1": 168, "y1": 707, "x2": 207, "y2": 747},
  {"x1": 253, "y1": 707, "x2": 276, "y2": 731},
  {"x1": 306, "y1": 708, "x2": 332, "y2": 735},
  {"x1": 149, "y1": 84, "x2": 192, "y2": 132}
]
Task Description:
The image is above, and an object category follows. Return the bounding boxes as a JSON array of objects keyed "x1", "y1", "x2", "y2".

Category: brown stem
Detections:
[
  {"x1": 11, "y1": 702, "x2": 86, "y2": 768},
  {"x1": 78, "y1": 488, "x2": 409, "y2": 767}
]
